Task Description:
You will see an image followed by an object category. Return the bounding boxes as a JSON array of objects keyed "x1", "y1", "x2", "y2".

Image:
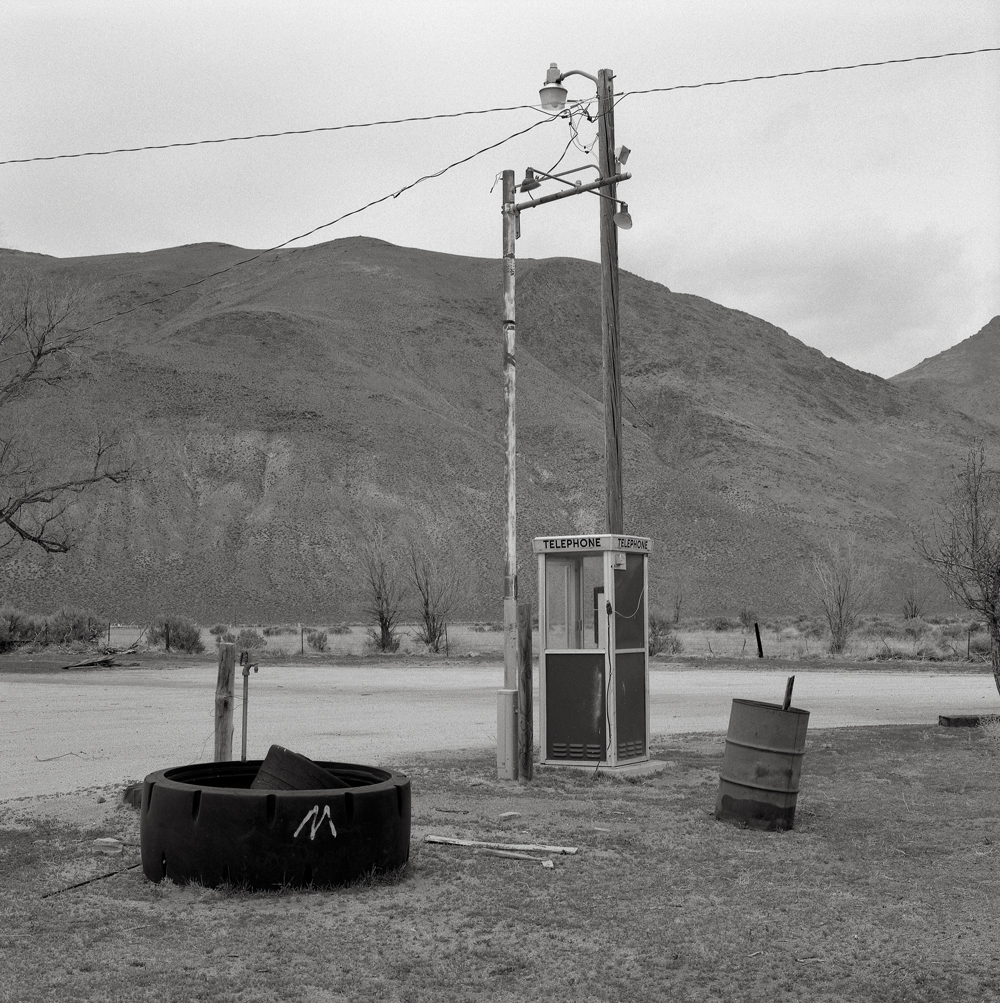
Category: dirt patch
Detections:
[{"x1": 3, "y1": 726, "x2": 998, "y2": 1001}]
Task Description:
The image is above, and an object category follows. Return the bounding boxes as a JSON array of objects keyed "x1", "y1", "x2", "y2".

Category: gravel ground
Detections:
[{"x1": 1, "y1": 661, "x2": 995, "y2": 801}]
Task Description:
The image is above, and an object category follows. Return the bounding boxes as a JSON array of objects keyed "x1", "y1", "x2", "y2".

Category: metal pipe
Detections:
[
  {"x1": 516, "y1": 172, "x2": 630, "y2": 212},
  {"x1": 240, "y1": 653, "x2": 258, "y2": 762}
]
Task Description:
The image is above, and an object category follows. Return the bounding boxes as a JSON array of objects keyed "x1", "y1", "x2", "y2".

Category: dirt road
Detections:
[{"x1": 2, "y1": 662, "x2": 995, "y2": 800}]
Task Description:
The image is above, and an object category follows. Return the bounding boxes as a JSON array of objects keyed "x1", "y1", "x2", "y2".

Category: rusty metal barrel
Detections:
[{"x1": 715, "y1": 699, "x2": 809, "y2": 831}]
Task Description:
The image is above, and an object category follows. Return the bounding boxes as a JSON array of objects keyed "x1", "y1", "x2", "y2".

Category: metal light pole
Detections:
[
  {"x1": 497, "y1": 169, "x2": 521, "y2": 781},
  {"x1": 501, "y1": 168, "x2": 518, "y2": 687}
]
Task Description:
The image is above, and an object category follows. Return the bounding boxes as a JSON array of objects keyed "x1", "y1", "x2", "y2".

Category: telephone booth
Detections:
[{"x1": 533, "y1": 534, "x2": 652, "y2": 770}]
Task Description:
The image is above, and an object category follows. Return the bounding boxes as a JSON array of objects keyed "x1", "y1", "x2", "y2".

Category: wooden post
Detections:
[
  {"x1": 214, "y1": 642, "x2": 236, "y2": 761},
  {"x1": 754, "y1": 622, "x2": 764, "y2": 658},
  {"x1": 517, "y1": 602, "x2": 533, "y2": 782},
  {"x1": 598, "y1": 68, "x2": 623, "y2": 535},
  {"x1": 497, "y1": 689, "x2": 518, "y2": 780}
]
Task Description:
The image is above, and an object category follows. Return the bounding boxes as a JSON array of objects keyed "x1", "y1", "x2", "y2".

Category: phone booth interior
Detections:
[{"x1": 533, "y1": 536, "x2": 651, "y2": 769}]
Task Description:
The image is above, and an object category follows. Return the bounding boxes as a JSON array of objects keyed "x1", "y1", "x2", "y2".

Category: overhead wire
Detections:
[
  {"x1": 0, "y1": 101, "x2": 564, "y2": 168},
  {"x1": 614, "y1": 45, "x2": 1000, "y2": 104},
  {"x1": 7, "y1": 44, "x2": 997, "y2": 339},
  {"x1": 69, "y1": 113, "x2": 561, "y2": 336},
  {"x1": 3, "y1": 46, "x2": 993, "y2": 169}
]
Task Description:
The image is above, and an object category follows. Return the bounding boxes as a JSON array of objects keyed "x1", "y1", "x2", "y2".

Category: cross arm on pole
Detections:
[{"x1": 515, "y1": 172, "x2": 630, "y2": 212}]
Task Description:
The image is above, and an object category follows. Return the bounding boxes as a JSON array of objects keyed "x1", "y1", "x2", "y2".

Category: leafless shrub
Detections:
[
  {"x1": 406, "y1": 537, "x2": 461, "y2": 654},
  {"x1": 148, "y1": 616, "x2": 204, "y2": 654},
  {"x1": 236, "y1": 628, "x2": 266, "y2": 653},
  {"x1": 917, "y1": 442, "x2": 1000, "y2": 697},
  {"x1": 806, "y1": 538, "x2": 879, "y2": 654},
  {"x1": 306, "y1": 629, "x2": 328, "y2": 652},
  {"x1": 362, "y1": 522, "x2": 406, "y2": 653}
]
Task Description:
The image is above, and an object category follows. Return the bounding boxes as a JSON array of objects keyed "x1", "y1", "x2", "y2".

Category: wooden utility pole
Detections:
[
  {"x1": 597, "y1": 68, "x2": 623, "y2": 535},
  {"x1": 214, "y1": 642, "x2": 236, "y2": 761}
]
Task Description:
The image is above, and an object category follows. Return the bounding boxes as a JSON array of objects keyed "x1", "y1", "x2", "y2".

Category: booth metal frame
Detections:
[{"x1": 533, "y1": 534, "x2": 652, "y2": 770}]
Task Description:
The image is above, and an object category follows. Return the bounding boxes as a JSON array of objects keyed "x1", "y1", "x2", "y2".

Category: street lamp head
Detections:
[
  {"x1": 519, "y1": 168, "x2": 542, "y2": 193},
  {"x1": 539, "y1": 63, "x2": 568, "y2": 111},
  {"x1": 613, "y1": 203, "x2": 633, "y2": 230}
]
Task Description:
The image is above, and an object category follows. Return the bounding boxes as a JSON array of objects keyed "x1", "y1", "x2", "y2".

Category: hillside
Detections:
[
  {"x1": 891, "y1": 316, "x2": 1000, "y2": 425},
  {"x1": 0, "y1": 238, "x2": 989, "y2": 623}
]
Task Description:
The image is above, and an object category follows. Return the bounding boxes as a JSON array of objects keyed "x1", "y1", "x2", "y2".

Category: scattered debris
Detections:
[
  {"x1": 467, "y1": 778, "x2": 489, "y2": 787},
  {"x1": 434, "y1": 807, "x2": 470, "y2": 814},
  {"x1": 796, "y1": 958, "x2": 823, "y2": 964},
  {"x1": 251, "y1": 744, "x2": 350, "y2": 791},
  {"x1": 478, "y1": 848, "x2": 552, "y2": 864},
  {"x1": 40, "y1": 863, "x2": 143, "y2": 899},
  {"x1": 122, "y1": 783, "x2": 143, "y2": 809},
  {"x1": 92, "y1": 838, "x2": 124, "y2": 855},
  {"x1": 541, "y1": 859, "x2": 555, "y2": 869},
  {"x1": 425, "y1": 835, "x2": 578, "y2": 854},
  {"x1": 497, "y1": 811, "x2": 522, "y2": 820},
  {"x1": 34, "y1": 751, "x2": 87, "y2": 762},
  {"x1": 939, "y1": 715, "x2": 982, "y2": 728},
  {"x1": 593, "y1": 826, "x2": 611, "y2": 832},
  {"x1": 61, "y1": 656, "x2": 120, "y2": 670},
  {"x1": 96, "y1": 796, "x2": 106, "y2": 804}
]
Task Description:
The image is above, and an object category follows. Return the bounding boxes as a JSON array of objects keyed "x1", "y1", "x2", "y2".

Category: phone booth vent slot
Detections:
[
  {"x1": 618, "y1": 740, "x2": 645, "y2": 758},
  {"x1": 569, "y1": 743, "x2": 585, "y2": 759},
  {"x1": 551, "y1": 743, "x2": 568, "y2": 759},
  {"x1": 586, "y1": 744, "x2": 603, "y2": 759}
]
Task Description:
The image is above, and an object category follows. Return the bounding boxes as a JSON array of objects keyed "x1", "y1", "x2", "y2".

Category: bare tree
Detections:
[
  {"x1": 361, "y1": 522, "x2": 406, "y2": 653},
  {"x1": 672, "y1": 586, "x2": 684, "y2": 625},
  {"x1": 406, "y1": 537, "x2": 461, "y2": 654},
  {"x1": 807, "y1": 538, "x2": 879, "y2": 654},
  {"x1": 0, "y1": 273, "x2": 130, "y2": 556},
  {"x1": 917, "y1": 442, "x2": 1000, "y2": 697}
]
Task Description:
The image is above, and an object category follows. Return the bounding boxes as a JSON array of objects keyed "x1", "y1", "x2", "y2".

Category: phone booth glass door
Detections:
[{"x1": 542, "y1": 552, "x2": 607, "y2": 762}]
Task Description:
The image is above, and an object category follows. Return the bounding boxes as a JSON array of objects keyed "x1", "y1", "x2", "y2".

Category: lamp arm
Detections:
[{"x1": 556, "y1": 69, "x2": 599, "y2": 86}]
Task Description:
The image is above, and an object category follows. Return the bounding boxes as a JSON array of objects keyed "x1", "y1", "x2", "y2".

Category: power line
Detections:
[
  {"x1": 4, "y1": 46, "x2": 995, "y2": 169},
  {"x1": 616, "y1": 46, "x2": 1000, "y2": 102},
  {"x1": 71, "y1": 114, "x2": 559, "y2": 336},
  {"x1": 0, "y1": 101, "x2": 581, "y2": 168}
]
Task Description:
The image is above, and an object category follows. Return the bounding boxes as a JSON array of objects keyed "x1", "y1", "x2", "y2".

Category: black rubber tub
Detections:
[{"x1": 140, "y1": 760, "x2": 410, "y2": 890}]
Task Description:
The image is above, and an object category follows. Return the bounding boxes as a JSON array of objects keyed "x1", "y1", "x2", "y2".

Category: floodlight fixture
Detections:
[
  {"x1": 613, "y1": 202, "x2": 633, "y2": 230},
  {"x1": 519, "y1": 168, "x2": 541, "y2": 193}
]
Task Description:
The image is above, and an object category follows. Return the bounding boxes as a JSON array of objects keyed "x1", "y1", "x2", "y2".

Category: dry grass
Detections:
[
  {"x1": 106, "y1": 623, "x2": 516, "y2": 661},
  {"x1": 2, "y1": 725, "x2": 998, "y2": 1001}
]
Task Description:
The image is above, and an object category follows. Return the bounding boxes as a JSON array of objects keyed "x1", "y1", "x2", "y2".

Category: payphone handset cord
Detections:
[
  {"x1": 596, "y1": 601, "x2": 615, "y2": 775},
  {"x1": 615, "y1": 586, "x2": 646, "y2": 621},
  {"x1": 596, "y1": 584, "x2": 646, "y2": 773}
]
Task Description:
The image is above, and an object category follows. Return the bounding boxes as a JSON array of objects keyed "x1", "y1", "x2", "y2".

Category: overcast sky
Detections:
[{"x1": 3, "y1": 0, "x2": 998, "y2": 378}]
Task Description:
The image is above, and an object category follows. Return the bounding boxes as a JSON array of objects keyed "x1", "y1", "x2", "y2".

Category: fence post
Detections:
[{"x1": 215, "y1": 642, "x2": 236, "y2": 761}]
